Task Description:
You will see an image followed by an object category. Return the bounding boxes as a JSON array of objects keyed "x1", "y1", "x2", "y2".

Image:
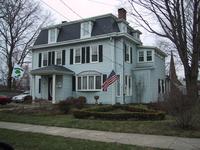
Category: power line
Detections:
[
  {"x1": 41, "y1": 0, "x2": 71, "y2": 21},
  {"x1": 87, "y1": 0, "x2": 116, "y2": 7},
  {"x1": 59, "y1": 0, "x2": 83, "y2": 19}
]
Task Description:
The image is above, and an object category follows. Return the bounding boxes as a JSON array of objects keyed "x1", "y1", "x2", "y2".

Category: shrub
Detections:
[
  {"x1": 57, "y1": 100, "x2": 71, "y2": 114},
  {"x1": 73, "y1": 105, "x2": 165, "y2": 120}
]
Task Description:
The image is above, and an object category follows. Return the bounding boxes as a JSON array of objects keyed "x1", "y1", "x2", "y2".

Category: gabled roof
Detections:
[{"x1": 34, "y1": 15, "x2": 121, "y2": 46}]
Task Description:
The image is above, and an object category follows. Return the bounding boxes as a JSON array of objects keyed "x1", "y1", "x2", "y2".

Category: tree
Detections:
[
  {"x1": 128, "y1": 0, "x2": 200, "y2": 98},
  {"x1": 0, "y1": 0, "x2": 48, "y2": 90}
]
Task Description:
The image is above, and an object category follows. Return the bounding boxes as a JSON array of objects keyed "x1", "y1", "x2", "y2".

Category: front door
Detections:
[{"x1": 48, "y1": 77, "x2": 52, "y2": 100}]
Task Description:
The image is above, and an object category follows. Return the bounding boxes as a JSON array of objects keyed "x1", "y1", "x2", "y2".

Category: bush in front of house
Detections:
[
  {"x1": 73, "y1": 105, "x2": 165, "y2": 120},
  {"x1": 57, "y1": 96, "x2": 86, "y2": 114}
]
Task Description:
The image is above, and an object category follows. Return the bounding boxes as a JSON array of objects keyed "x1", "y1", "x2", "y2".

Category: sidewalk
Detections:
[{"x1": 0, "y1": 121, "x2": 199, "y2": 150}]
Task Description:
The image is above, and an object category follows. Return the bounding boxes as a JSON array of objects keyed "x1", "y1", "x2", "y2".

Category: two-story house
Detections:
[{"x1": 30, "y1": 8, "x2": 167, "y2": 104}]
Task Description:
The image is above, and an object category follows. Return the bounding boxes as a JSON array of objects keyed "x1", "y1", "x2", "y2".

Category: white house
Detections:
[{"x1": 30, "y1": 8, "x2": 167, "y2": 104}]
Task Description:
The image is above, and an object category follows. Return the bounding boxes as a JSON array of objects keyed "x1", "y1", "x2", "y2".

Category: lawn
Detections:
[
  {"x1": 0, "y1": 128, "x2": 163, "y2": 150},
  {"x1": 0, "y1": 111, "x2": 199, "y2": 138}
]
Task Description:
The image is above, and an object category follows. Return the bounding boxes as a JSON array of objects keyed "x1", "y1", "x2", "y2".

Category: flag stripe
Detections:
[{"x1": 102, "y1": 70, "x2": 118, "y2": 91}]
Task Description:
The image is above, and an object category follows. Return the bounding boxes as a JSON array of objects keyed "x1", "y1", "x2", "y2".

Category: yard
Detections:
[
  {"x1": 0, "y1": 128, "x2": 163, "y2": 150},
  {"x1": 0, "y1": 109, "x2": 199, "y2": 138}
]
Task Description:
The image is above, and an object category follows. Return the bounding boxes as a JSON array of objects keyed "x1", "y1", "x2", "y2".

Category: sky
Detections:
[{"x1": 40, "y1": 0, "x2": 184, "y2": 78}]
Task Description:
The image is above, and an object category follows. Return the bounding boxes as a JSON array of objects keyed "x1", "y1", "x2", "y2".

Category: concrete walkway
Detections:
[{"x1": 0, "y1": 121, "x2": 199, "y2": 150}]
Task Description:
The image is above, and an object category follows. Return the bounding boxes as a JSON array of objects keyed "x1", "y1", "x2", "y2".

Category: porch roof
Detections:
[{"x1": 30, "y1": 65, "x2": 74, "y2": 75}]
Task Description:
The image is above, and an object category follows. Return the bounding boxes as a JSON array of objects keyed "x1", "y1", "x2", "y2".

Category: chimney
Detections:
[
  {"x1": 118, "y1": 8, "x2": 127, "y2": 20},
  {"x1": 62, "y1": 21, "x2": 67, "y2": 24}
]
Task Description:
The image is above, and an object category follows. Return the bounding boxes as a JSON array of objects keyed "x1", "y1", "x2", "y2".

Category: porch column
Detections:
[
  {"x1": 52, "y1": 74, "x2": 56, "y2": 104},
  {"x1": 32, "y1": 75, "x2": 36, "y2": 103}
]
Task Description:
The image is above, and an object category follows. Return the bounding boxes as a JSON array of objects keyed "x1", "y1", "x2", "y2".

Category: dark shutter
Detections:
[
  {"x1": 48, "y1": 52, "x2": 52, "y2": 65},
  {"x1": 130, "y1": 47, "x2": 132, "y2": 63},
  {"x1": 62, "y1": 50, "x2": 66, "y2": 65},
  {"x1": 82, "y1": 47, "x2": 85, "y2": 64},
  {"x1": 86, "y1": 46, "x2": 90, "y2": 63},
  {"x1": 158, "y1": 79, "x2": 161, "y2": 94},
  {"x1": 38, "y1": 53, "x2": 42, "y2": 67},
  {"x1": 99, "y1": 45, "x2": 103, "y2": 62},
  {"x1": 52, "y1": 51, "x2": 55, "y2": 65},
  {"x1": 103, "y1": 74, "x2": 107, "y2": 83},
  {"x1": 162, "y1": 80, "x2": 164, "y2": 93},
  {"x1": 38, "y1": 79, "x2": 41, "y2": 93},
  {"x1": 70, "y1": 49, "x2": 73, "y2": 64},
  {"x1": 72, "y1": 76, "x2": 76, "y2": 91}
]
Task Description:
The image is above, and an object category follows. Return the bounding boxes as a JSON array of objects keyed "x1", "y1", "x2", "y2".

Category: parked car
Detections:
[
  {"x1": 0, "y1": 96, "x2": 11, "y2": 105},
  {"x1": 12, "y1": 91, "x2": 31, "y2": 103}
]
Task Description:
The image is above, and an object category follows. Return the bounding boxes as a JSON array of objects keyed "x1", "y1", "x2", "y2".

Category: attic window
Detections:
[
  {"x1": 81, "y1": 21, "x2": 93, "y2": 38},
  {"x1": 48, "y1": 28, "x2": 58, "y2": 43}
]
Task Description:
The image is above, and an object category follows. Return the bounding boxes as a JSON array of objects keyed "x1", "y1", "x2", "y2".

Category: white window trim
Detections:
[
  {"x1": 80, "y1": 21, "x2": 93, "y2": 39},
  {"x1": 48, "y1": 28, "x2": 58, "y2": 44},
  {"x1": 90, "y1": 45, "x2": 99, "y2": 63},
  {"x1": 125, "y1": 75, "x2": 132, "y2": 96},
  {"x1": 137, "y1": 50, "x2": 154, "y2": 63},
  {"x1": 74, "y1": 47, "x2": 82, "y2": 64},
  {"x1": 56, "y1": 51, "x2": 62, "y2": 65},
  {"x1": 42, "y1": 51, "x2": 48, "y2": 67},
  {"x1": 125, "y1": 45, "x2": 132, "y2": 63},
  {"x1": 76, "y1": 75, "x2": 102, "y2": 92}
]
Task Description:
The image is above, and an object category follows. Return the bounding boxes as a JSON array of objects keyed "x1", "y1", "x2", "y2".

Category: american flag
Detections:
[{"x1": 102, "y1": 70, "x2": 118, "y2": 91}]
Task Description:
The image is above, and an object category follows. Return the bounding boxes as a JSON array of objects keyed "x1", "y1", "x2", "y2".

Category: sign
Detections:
[{"x1": 12, "y1": 64, "x2": 24, "y2": 80}]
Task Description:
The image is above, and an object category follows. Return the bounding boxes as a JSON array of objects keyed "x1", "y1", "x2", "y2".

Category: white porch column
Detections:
[
  {"x1": 32, "y1": 75, "x2": 36, "y2": 103},
  {"x1": 52, "y1": 74, "x2": 56, "y2": 104}
]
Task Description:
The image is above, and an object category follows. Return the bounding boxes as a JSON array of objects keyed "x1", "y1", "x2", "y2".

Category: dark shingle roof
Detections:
[
  {"x1": 30, "y1": 65, "x2": 74, "y2": 75},
  {"x1": 34, "y1": 16, "x2": 120, "y2": 46}
]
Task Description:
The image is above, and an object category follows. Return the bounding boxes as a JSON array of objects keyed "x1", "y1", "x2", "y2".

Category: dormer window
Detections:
[
  {"x1": 48, "y1": 28, "x2": 58, "y2": 43},
  {"x1": 81, "y1": 21, "x2": 93, "y2": 38},
  {"x1": 138, "y1": 50, "x2": 154, "y2": 62}
]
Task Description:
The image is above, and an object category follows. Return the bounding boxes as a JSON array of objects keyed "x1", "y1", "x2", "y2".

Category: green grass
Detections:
[
  {"x1": 0, "y1": 128, "x2": 164, "y2": 150},
  {"x1": 0, "y1": 112, "x2": 199, "y2": 138}
]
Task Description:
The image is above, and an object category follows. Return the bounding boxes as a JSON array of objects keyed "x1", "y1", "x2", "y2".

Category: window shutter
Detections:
[
  {"x1": 48, "y1": 52, "x2": 52, "y2": 65},
  {"x1": 86, "y1": 46, "x2": 90, "y2": 63},
  {"x1": 38, "y1": 78, "x2": 41, "y2": 93},
  {"x1": 162, "y1": 80, "x2": 164, "y2": 93},
  {"x1": 130, "y1": 47, "x2": 132, "y2": 63},
  {"x1": 103, "y1": 74, "x2": 107, "y2": 83},
  {"x1": 52, "y1": 51, "x2": 55, "y2": 65},
  {"x1": 158, "y1": 79, "x2": 161, "y2": 94},
  {"x1": 70, "y1": 49, "x2": 73, "y2": 64},
  {"x1": 62, "y1": 50, "x2": 66, "y2": 65},
  {"x1": 99, "y1": 45, "x2": 103, "y2": 62},
  {"x1": 72, "y1": 76, "x2": 76, "y2": 91},
  {"x1": 82, "y1": 47, "x2": 85, "y2": 64},
  {"x1": 38, "y1": 53, "x2": 42, "y2": 67}
]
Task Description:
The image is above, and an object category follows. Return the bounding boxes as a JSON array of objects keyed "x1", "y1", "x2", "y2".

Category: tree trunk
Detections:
[
  {"x1": 185, "y1": 73, "x2": 198, "y2": 100},
  {"x1": 7, "y1": 57, "x2": 13, "y2": 90}
]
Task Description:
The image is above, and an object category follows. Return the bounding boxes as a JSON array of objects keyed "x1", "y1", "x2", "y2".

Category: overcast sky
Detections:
[{"x1": 40, "y1": 0, "x2": 184, "y2": 78}]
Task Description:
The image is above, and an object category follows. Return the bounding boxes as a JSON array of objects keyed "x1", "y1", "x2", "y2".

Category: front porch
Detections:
[{"x1": 30, "y1": 65, "x2": 74, "y2": 103}]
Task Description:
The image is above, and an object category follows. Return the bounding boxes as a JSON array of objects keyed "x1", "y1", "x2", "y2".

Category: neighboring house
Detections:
[{"x1": 30, "y1": 8, "x2": 167, "y2": 104}]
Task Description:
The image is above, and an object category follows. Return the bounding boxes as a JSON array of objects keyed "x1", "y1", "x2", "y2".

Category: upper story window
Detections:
[
  {"x1": 81, "y1": 21, "x2": 93, "y2": 38},
  {"x1": 138, "y1": 50, "x2": 153, "y2": 63},
  {"x1": 74, "y1": 48, "x2": 81, "y2": 64},
  {"x1": 43, "y1": 52, "x2": 48, "y2": 66},
  {"x1": 48, "y1": 28, "x2": 58, "y2": 43},
  {"x1": 91, "y1": 45, "x2": 98, "y2": 62},
  {"x1": 124, "y1": 44, "x2": 132, "y2": 63},
  {"x1": 56, "y1": 51, "x2": 62, "y2": 65}
]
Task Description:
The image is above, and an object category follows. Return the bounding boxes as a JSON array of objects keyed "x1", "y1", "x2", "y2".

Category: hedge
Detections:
[{"x1": 73, "y1": 105, "x2": 165, "y2": 120}]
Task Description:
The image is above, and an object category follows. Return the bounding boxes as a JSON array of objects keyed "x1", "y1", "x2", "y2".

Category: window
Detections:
[
  {"x1": 158, "y1": 79, "x2": 165, "y2": 94},
  {"x1": 147, "y1": 51, "x2": 152, "y2": 61},
  {"x1": 43, "y1": 52, "x2": 48, "y2": 66},
  {"x1": 91, "y1": 45, "x2": 98, "y2": 62},
  {"x1": 138, "y1": 51, "x2": 144, "y2": 62},
  {"x1": 125, "y1": 75, "x2": 132, "y2": 96},
  {"x1": 38, "y1": 78, "x2": 41, "y2": 93},
  {"x1": 81, "y1": 21, "x2": 93, "y2": 38},
  {"x1": 116, "y1": 75, "x2": 120, "y2": 96},
  {"x1": 75, "y1": 48, "x2": 81, "y2": 64},
  {"x1": 78, "y1": 77, "x2": 81, "y2": 90},
  {"x1": 125, "y1": 45, "x2": 132, "y2": 63},
  {"x1": 56, "y1": 51, "x2": 62, "y2": 65},
  {"x1": 48, "y1": 28, "x2": 57, "y2": 43},
  {"x1": 83, "y1": 76, "x2": 87, "y2": 89},
  {"x1": 89, "y1": 76, "x2": 94, "y2": 89},
  {"x1": 76, "y1": 75, "x2": 102, "y2": 91}
]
